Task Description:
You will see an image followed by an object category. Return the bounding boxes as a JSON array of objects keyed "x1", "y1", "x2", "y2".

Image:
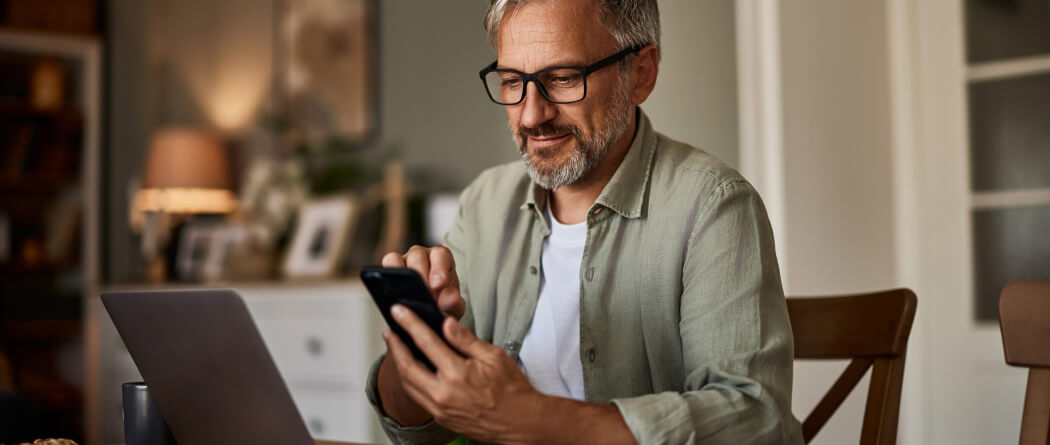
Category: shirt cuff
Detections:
[
  {"x1": 611, "y1": 392, "x2": 696, "y2": 444},
  {"x1": 365, "y1": 355, "x2": 459, "y2": 445}
]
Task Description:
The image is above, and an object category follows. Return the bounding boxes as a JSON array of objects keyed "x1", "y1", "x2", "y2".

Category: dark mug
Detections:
[{"x1": 122, "y1": 382, "x2": 177, "y2": 445}]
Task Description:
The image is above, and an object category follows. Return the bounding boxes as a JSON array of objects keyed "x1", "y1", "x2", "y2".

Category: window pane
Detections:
[
  {"x1": 966, "y1": 0, "x2": 1050, "y2": 63},
  {"x1": 968, "y1": 72, "x2": 1050, "y2": 191},
  {"x1": 972, "y1": 205, "x2": 1050, "y2": 321}
]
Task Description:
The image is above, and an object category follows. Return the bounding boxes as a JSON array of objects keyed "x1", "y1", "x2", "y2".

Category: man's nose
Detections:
[{"x1": 519, "y1": 81, "x2": 557, "y2": 129}]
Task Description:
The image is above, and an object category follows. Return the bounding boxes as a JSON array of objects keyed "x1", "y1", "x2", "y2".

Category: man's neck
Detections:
[{"x1": 549, "y1": 110, "x2": 638, "y2": 225}]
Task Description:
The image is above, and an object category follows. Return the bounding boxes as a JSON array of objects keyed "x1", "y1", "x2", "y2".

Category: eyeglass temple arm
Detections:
[{"x1": 582, "y1": 44, "x2": 647, "y2": 74}]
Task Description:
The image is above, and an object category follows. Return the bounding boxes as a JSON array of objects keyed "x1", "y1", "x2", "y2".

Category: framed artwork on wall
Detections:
[{"x1": 280, "y1": 0, "x2": 379, "y2": 149}]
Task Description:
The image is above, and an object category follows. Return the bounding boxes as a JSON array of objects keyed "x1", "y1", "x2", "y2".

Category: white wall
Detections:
[
  {"x1": 780, "y1": 0, "x2": 896, "y2": 441},
  {"x1": 741, "y1": 1, "x2": 900, "y2": 443},
  {"x1": 779, "y1": 0, "x2": 896, "y2": 296},
  {"x1": 647, "y1": 0, "x2": 738, "y2": 166},
  {"x1": 384, "y1": 0, "x2": 740, "y2": 182}
]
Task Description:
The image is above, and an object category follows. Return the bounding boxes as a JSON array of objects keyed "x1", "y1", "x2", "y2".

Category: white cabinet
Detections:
[{"x1": 91, "y1": 280, "x2": 388, "y2": 445}]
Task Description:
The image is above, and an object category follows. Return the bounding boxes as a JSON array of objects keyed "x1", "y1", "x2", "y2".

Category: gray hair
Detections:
[{"x1": 484, "y1": 0, "x2": 661, "y2": 63}]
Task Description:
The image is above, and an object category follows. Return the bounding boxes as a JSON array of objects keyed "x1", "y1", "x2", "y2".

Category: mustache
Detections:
[{"x1": 517, "y1": 122, "x2": 582, "y2": 142}]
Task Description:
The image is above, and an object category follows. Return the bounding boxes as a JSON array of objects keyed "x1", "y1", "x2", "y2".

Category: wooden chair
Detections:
[
  {"x1": 787, "y1": 288, "x2": 917, "y2": 445},
  {"x1": 999, "y1": 280, "x2": 1050, "y2": 445}
]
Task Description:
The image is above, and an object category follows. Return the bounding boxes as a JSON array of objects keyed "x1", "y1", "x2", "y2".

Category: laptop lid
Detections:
[{"x1": 102, "y1": 289, "x2": 314, "y2": 445}]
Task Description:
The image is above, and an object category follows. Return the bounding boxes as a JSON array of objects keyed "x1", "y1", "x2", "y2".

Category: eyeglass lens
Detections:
[{"x1": 483, "y1": 68, "x2": 586, "y2": 105}]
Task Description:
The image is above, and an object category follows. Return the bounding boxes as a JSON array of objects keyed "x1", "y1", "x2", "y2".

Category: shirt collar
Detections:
[{"x1": 521, "y1": 108, "x2": 656, "y2": 220}]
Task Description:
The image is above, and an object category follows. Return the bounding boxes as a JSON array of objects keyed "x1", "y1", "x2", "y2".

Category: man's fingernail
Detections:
[
  {"x1": 432, "y1": 273, "x2": 444, "y2": 284},
  {"x1": 391, "y1": 304, "x2": 405, "y2": 318}
]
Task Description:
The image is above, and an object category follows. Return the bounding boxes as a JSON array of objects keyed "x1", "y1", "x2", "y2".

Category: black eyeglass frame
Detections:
[{"x1": 479, "y1": 44, "x2": 646, "y2": 106}]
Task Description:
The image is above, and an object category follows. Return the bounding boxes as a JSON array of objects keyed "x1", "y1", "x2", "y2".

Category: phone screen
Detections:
[{"x1": 361, "y1": 267, "x2": 454, "y2": 371}]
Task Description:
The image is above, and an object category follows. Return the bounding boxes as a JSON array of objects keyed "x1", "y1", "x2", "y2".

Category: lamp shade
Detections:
[
  {"x1": 136, "y1": 128, "x2": 237, "y2": 214},
  {"x1": 143, "y1": 128, "x2": 231, "y2": 189}
]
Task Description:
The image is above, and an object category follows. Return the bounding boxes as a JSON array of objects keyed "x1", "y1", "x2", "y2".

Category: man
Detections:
[{"x1": 367, "y1": 0, "x2": 803, "y2": 443}]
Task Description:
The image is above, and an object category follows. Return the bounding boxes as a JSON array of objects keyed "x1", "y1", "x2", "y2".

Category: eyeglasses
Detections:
[{"x1": 479, "y1": 45, "x2": 644, "y2": 106}]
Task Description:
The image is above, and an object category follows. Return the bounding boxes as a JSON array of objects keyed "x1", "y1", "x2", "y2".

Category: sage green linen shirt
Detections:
[{"x1": 366, "y1": 110, "x2": 804, "y2": 445}]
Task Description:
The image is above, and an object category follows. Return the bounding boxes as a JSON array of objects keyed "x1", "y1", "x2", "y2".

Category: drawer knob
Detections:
[
  {"x1": 306, "y1": 336, "x2": 324, "y2": 357},
  {"x1": 308, "y1": 417, "x2": 325, "y2": 434}
]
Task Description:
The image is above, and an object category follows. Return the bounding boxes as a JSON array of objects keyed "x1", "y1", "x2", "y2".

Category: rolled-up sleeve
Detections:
[
  {"x1": 364, "y1": 355, "x2": 460, "y2": 445},
  {"x1": 612, "y1": 179, "x2": 801, "y2": 444},
  {"x1": 364, "y1": 186, "x2": 478, "y2": 445}
]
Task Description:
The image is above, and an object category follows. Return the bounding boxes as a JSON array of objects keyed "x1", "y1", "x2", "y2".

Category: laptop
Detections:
[{"x1": 102, "y1": 289, "x2": 316, "y2": 445}]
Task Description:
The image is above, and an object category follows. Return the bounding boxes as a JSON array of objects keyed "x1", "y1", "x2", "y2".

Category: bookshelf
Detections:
[{"x1": 0, "y1": 29, "x2": 100, "y2": 443}]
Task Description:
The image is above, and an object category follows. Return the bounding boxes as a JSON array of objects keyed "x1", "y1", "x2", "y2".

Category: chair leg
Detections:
[
  {"x1": 1020, "y1": 368, "x2": 1050, "y2": 445},
  {"x1": 861, "y1": 356, "x2": 906, "y2": 445}
]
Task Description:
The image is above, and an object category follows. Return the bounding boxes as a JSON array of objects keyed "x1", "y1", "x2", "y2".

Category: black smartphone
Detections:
[{"x1": 361, "y1": 266, "x2": 455, "y2": 371}]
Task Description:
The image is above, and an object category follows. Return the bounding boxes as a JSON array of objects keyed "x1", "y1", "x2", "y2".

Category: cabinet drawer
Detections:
[
  {"x1": 293, "y1": 394, "x2": 375, "y2": 443},
  {"x1": 252, "y1": 317, "x2": 372, "y2": 381}
]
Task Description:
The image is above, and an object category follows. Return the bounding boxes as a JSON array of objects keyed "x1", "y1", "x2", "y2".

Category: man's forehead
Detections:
[{"x1": 495, "y1": 0, "x2": 614, "y2": 69}]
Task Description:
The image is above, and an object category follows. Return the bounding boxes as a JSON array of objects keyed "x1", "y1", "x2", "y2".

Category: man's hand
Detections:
[
  {"x1": 384, "y1": 304, "x2": 545, "y2": 444},
  {"x1": 376, "y1": 247, "x2": 634, "y2": 444},
  {"x1": 381, "y1": 245, "x2": 465, "y2": 320},
  {"x1": 376, "y1": 245, "x2": 466, "y2": 427}
]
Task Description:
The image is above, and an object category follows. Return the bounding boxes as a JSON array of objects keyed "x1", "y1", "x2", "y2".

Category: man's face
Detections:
[{"x1": 497, "y1": 0, "x2": 635, "y2": 190}]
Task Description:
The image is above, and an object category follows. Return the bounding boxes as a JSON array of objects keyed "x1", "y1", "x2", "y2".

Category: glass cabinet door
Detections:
[{"x1": 965, "y1": 0, "x2": 1050, "y2": 321}]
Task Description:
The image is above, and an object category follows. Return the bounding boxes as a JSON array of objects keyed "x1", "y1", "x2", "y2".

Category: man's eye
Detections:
[
  {"x1": 501, "y1": 77, "x2": 523, "y2": 89},
  {"x1": 548, "y1": 74, "x2": 582, "y2": 87}
]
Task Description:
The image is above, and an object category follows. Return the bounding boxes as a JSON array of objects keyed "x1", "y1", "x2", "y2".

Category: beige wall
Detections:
[
  {"x1": 774, "y1": 1, "x2": 897, "y2": 444},
  {"x1": 648, "y1": 0, "x2": 739, "y2": 165},
  {"x1": 779, "y1": 0, "x2": 896, "y2": 296},
  {"x1": 384, "y1": 0, "x2": 739, "y2": 183},
  {"x1": 104, "y1": 0, "x2": 739, "y2": 281}
]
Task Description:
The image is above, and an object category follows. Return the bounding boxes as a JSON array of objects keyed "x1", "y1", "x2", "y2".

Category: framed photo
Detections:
[
  {"x1": 201, "y1": 223, "x2": 248, "y2": 282},
  {"x1": 281, "y1": 0, "x2": 378, "y2": 146},
  {"x1": 175, "y1": 221, "x2": 216, "y2": 281},
  {"x1": 283, "y1": 195, "x2": 360, "y2": 279}
]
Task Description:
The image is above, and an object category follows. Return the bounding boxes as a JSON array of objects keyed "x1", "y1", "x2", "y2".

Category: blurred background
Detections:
[{"x1": 0, "y1": 0, "x2": 1046, "y2": 444}]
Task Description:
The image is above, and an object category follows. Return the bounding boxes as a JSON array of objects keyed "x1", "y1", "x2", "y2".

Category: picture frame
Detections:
[
  {"x1": 201, "y1": 223, "x2": 247, "y2": 282},
  {"x1": 280, "y1": 0, "x2": 379, "y2": 147},
  {"x1": 175, "y1": 221, "x2": 217, "y2": 281},
  {"x1": 283, "y1": 195, "x2": 360, "y2": 279}
]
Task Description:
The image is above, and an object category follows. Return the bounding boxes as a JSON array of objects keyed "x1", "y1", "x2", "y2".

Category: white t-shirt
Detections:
[{"x1": 518, "y1": 203, "x2": 587, "y2": 400}]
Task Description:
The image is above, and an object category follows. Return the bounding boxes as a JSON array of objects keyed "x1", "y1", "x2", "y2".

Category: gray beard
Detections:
[{"x1": 512, "y1": 80, "x2": 634, "y2": 190}]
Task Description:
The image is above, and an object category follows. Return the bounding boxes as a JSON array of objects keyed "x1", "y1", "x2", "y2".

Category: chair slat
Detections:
[{"x1": 802, "y1": 358, "x2": 872, "y2": 443}]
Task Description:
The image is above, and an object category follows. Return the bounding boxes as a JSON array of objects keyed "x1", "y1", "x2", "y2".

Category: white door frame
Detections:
[{"x1": 735, "y1": 0, "x2": 790, "y2": 290}]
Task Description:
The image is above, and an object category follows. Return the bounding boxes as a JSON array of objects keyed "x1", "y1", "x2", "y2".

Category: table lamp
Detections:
[
  {"x1": 133, "y1": 128, "x2": 237, "y2": 281},
  {"x1": 135, "y1": 128, "x2": 237, "y2": 214}
]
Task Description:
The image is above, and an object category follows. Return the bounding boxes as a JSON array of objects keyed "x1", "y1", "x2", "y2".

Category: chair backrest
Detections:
[
  {"x1": 787, "y1": 288, "x2": 917, "y2": 445},
  {"x1": 999, "y1": 280, "x2": 1050, "y2": 445}
]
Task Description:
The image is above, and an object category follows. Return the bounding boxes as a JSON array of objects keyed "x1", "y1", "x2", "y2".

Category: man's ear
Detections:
[{"x1": 630, "y1": 45, "x2": 659, "y2": 105}]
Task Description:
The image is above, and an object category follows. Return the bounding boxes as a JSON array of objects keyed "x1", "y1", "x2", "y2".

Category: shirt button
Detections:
[
  {"x1": 585, "y1": 267, "x2": 594, "y2": 281},
  {"x1": 588, "y1": 349, "x2": 596, "y2": 362},
  {"x1": 504, "y1": 340, "x2": 519, "y2": 352},
  {"x1": 529, "y1": 265, "x2": 538, "y2": 275}
]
